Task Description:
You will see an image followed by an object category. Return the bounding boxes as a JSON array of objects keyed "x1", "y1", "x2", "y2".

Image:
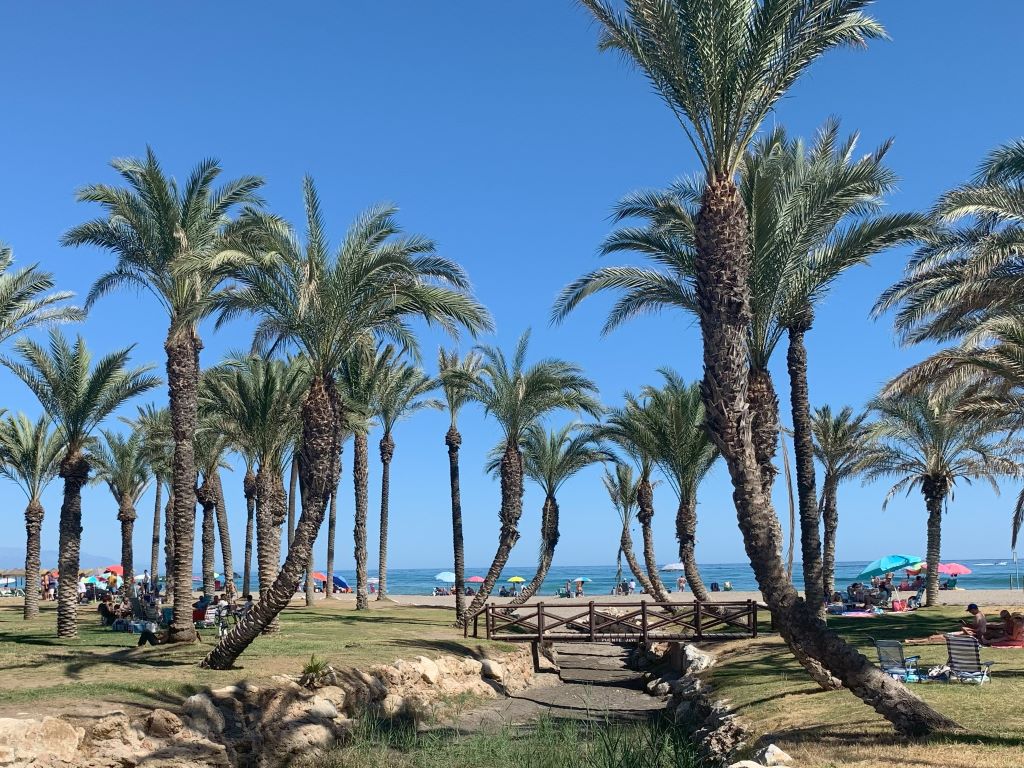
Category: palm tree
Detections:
[
  {"x1": 599, "y1": 399, "x2": 673, "y2": 601},
  {"x1": 438, "y1": 348, "x2": 483, "y2": 622},
  {"x1": 0, "y1": 414, "x2": 64, "y2": 619},
  {"x1": 91, "y1": 429, "x2": 152, "y2": 588},
  {"x1": 861, "y1": 388, "x2": 1021, "y2": 607},
  {"x1": 811, "y1": 406, "x2": 873, "y2": 598},
  {"x1": 200, "y1": 177, "x2": 490, "y2": 668},
  {"x1": 602, "y1": 462, "x2": 656, "y2": 596},
  {"x1": 0, "y1": 244, "x2": 83, "y2": 343},
  {"x1": 131, "y1": 405, "x2": 172, "y2": 594},
  {"x1": 574, "y1": 0, "x2": 955, "y2": 733},
  {"x1": 194, "y1": 429, "x2": 232, "y2": 598},
  {"x1": 640, "y1": 371, "x2": 718, "y2": 600},
  {"x1": 488, "y1": 423, "x2": 608, "y2": 605},
  {"x1": 4, "y1": 331, "x2": 158, "y2": 636},
  {"x1": 201, "y1": 356, "x2": 305, "y2": 631},
  {"x1": 460, "y1": 331, "x2": 602, "y2": 622},
  {"x1": 571, "y1": 0, "x2": 941, "y2": 728},
  {"x1": 374, "y1": 360, "x2": 442, "y2": 600},
  {"x1": 338, "y1": 343, "x2": 392, "y2": 610},
  {"x1": 65, "y1": 150, "x2": 262, "y2": 642}
]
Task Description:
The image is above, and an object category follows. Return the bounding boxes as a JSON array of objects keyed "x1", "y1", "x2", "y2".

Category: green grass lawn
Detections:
[
  {"x1": 0, "y1": 598, "x2": 508, "y2": 716},
  {"x1": 712, "y1": 605, "x2": 1024, "y2": 768}
]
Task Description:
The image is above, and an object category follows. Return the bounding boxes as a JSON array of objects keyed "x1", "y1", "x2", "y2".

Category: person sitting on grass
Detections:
[
  {"x1": 984, "y1": 610, "x2": 1013, "y2": 641},
  {"x1": 137, "y1": 628, "x2": 168, "y2": 647},
  {"x1": 962, "y1": 603, "x2": 989, "y2": 643},
  {"x1": 97, "y1": 597, "x2": 116, "y2": 626}
]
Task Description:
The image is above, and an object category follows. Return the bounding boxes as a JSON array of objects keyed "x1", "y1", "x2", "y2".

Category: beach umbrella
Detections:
[
  {"x1": 857, "y1": 554, "x2": 923, "y2": 581},
  {"x1": 466, "y1": 576, "x2": 485, "y2": 583},
  {"x1": 572, "y1": 577, "x2": 592, "y2": 583},
  {"x1": 907, "y1": 562, "x2": 972, "y2": 576},
  {"x1": 83, "y1": 575, "x2": 99, "y2": 585},
  {"x1": 103, "y1": 565, "x2": 124, "y2": 576},
  {"x1": 660, "y1": 563, "x2": 686, "y2": 572},
  {"x1": 367, "y1": 577, "x2": 380, "y2": 584},
  {"x1": 434, "y1": 571, "x2": 456, "y2": 583},
  {"x1": 311, "y1": 572, "x2": 328, "y2": 582},
  {"x1": 506, "y1": 576, "x2": 525, "y2": 583},
  {"x1": 332, "y1": 575, "x2": 349, "y2": 590}
]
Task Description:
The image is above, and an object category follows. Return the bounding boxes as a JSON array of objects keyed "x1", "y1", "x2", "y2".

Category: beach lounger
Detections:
[
  {"x1": 944, "y1": 633, "x2": 995, "y2": 684},
  {"x1": 870, "y1": 637, "x2": 920, "y2": 682},
  {"x1": 195, "y1": 605, "x2": 218, "y2": 629}
]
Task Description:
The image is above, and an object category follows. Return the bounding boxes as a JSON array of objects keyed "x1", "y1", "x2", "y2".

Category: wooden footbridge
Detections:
[{"x1": 464, "y1": 600, "x2": 760, "y2": 646}]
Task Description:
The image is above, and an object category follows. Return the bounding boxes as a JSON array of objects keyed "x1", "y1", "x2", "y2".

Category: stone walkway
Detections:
[{"x1": 441, "y1": 643, "x2": 664, "y2": 733}]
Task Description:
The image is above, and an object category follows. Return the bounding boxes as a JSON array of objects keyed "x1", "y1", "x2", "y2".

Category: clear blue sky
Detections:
[{"x1": 0, "y1": 2, "x2": 1020, "y2": 574}]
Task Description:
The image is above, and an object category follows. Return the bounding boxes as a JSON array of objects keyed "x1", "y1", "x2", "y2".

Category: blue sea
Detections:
[{"x1": 261, "y1": 558, "x2": 1024, "y2": 596}]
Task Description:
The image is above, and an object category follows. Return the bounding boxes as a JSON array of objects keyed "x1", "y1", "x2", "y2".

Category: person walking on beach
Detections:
[
  {"x1": 628, "y1": 579, "x2": 635, "y2": 595},
  {"x1": 676, "y1": 575, "x2": 686, "y2": 593}
]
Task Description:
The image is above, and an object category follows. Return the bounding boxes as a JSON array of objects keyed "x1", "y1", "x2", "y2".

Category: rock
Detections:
[
  {"x1": 756, "y1": 743, "x2": 794, "y2": 766},
  {"x1": 273, "y1": 718, "x2": 352, "y2": 757},
  {"x1": 182, "y1": 693, "x2": 226, "y2": 736},
  {"x1": 652, "y1": 681, "x2": 671, "y2": 697},
  {"x1": 682, "y1": 644, "x2": 716, "y2": 674},
  {"x1": 89, "y1": 712, "x2": 135, "y2": 742},
  {"x1": 414, "y1": 655, "x2": 440, "y2": 685},
  {"x1": 379, "y1": 693, "x2": 406, "y2": 717},
  {"x1": 305, "y1": 696, "x2": 340, "y2": 720},
  {"x1": 146, "y1": 708, "x2": 183, "y2": 738},
  {"x1": 0, "y1": 716, "x2": 84, "y2": 763},
  {"x1": 315, "y1": 685, "x2": 348, "y2": 714},
  {"x1": 728, "y1": 762, "x2": 767, "y2": 768},
  {"x1": 480, "y1": 659, "x2": 505, "y2": 681}
]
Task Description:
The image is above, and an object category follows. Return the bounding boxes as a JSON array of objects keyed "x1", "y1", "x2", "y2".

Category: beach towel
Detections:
[
  {"x1": 990, "y1": 638, "x2": 1024, "y2": 648},
  {"x1": 836, "y1": 611, "x2": 877, "y2": 618}
]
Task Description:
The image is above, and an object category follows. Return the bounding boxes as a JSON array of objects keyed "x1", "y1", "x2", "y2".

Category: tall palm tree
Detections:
[
  {"x1": 374, "y1": 360, "x2": 441, "y2": 600},
  {"x1": 599, "y1": 399, "x2": 673, "y2": 601},
  {"x1": 0, "y1": 414, "x2": 64, "y2": 620},
  {"x1": 241, "y1": 456, "x2": 257, "y2": 597},
  {"x1": 338, "y1": 343, "x2": 392, "y2": 610},
  {"x1": 194, "y1": 429, "x2": 232, "y2": 598},
  {"x1": 438, "y1": 348, "x2": 483, "y2": 622},
  {"x1": 488, "y1": 423, "x2": 608, "y2": 605},
  {"x1": 460, "y1": 331, "x2": 602, "y2": 622},
  {"x1": 4, "y1": 331, "x2": 158, "y2": 636},
  {"x1": 201, "y1": 356, "x2": 305, "y2": 631},
  {"x1": 861, "y1": 387, "x2": 1021, "y2": 607},
  {"x1": 131, "y1": 405, "x2": 172, "y2": 593},
  {"x1": 640, "y1": 371, "x2": 718, "y2": 600},
  {"x1": 65, "y1": 150, "x2": 262, "y2": 642},
  {"x1": 200, "y1": 177, "x2": 490, "y2": 668},
  {"x1": 91, "y1": 429, "x2": 152, "y2": 588},
  {"x1": 0, "y1": 244, "x2": 83, "y2": 343},
  {"x1": 811, "y1": 406, "x2": 873, "y2": 598},
  {"x1": 572, "y1": 0, "x2": 956, "y2": 734},
  {"x1": 602, "y1": 462, "x2": 656, "y2": 596}
]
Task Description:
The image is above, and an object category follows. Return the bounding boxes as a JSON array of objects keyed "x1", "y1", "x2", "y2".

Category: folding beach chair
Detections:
[
  {"x1": 944, "y1": 633, "x2": 995, "y2": 684},
  {"x1": 870, "y1": 637, "x2": 920, "y2": 682},
  {"x1": 195, "y1": 604, "x2": 218, "y2": 629}
]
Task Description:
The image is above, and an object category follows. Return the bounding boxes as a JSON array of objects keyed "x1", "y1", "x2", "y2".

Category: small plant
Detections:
[{"x1": 299, "y1": 654, "x2": 335, "y2": 688}]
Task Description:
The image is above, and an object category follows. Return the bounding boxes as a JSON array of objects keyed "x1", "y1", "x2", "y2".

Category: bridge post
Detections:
[
  {"x1": 695, "y1": 600, "x2": 702, "y2": 640},
  {"x1": 537, "y1": 602, "x2": 545, "y2": 644},
  {"x1": 588, "y1": 601, "x2": 595, "y2": 642},
  {"x1": 751, "y1": 600, "x2": 758, "y2": 638},
  {"x1": 640, "y1": 601, "x2": 648, "y2": 645}
]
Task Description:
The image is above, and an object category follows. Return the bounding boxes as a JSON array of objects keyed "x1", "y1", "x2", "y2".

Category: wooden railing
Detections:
[{"x1": 464, "y1": 600, "x2": 759, "y2": 643}]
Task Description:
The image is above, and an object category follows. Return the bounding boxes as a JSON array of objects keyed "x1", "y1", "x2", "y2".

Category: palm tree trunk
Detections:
[
  {"x1": 23, "y1": 500, "x2": 44, "y2": 620},
  {"x1": 511, "y1": 495, "x2": 560, "y2": 605},
  {"x1": 923, "y1": 480, "x2": 946, "y2": 607},
  {"x1": 694, "y1": 174, "x2": 955, "y2": 736},
  {"x1": 460, "y1": 442, "x2": 523, "y2": 625},
  {"x1": 748, "y1": 366, "x2": 780, "y2": 497},
  {"x1": 377, "y1": 433, "x2": 394, "y2": 600},
  {"x1": 780, "y1": 435, "x2": 797, "y2": 581},
  {"x1": 787, "y1": 325, "x2": 824, "y2": 613},
  {"x1": 636, "y1": 478, "x2": 671, "y2": 601},
  {"x1": 118, "y1": 501, "x2": 137, "y2": 589},
  {"x1": 56, "y1": 452, "x2": 89, "y2": 638},
  {"x1": 326, "y1": 452, "x2": 341, "y2": 598},
  {"x1": 213, "y1": 471, "x2": 233, "y2": 591},
  {"x1": 255, "y1": 469, "x2": 286, "y2": 633},
  {"x1": 166, "y1": 331, "x2": 200, "y2": 643},
  {"x1": 820, "y1": 476, "x2": 839, "y2": 600},
  {"x1": 197, "y1": 478, "x2": 217, "y2": 599},
  {"x1": 202, "y1": 375, "x2": 344, "y2": 669},
  {"x1": 353, "y1": 432, "x2": 370, "y2": 610},
  {"x1": 302, "y1": 455, "x2": 316, "y2": 607},
  {"x1": 446, "y1": 426, "x2": 467, "y2": 622},
  {"x1": 150, "y1": 481, "x2": 162, "y2": 594},
  {"x1": 675, "y1": 496, "x2": 708, "y2": 600},
  {"x1": 286, "y1": 456, "x2": 298, "y2": 551},
  {"x1": 242, "y1": 469, "x2": 256, "y2": 597},
  {"x1": 620, "y1": 521, "x2": 657, "y2": 596},
  {"x1": 163, "y1": 492, "x2": 175, "y2": 601}
]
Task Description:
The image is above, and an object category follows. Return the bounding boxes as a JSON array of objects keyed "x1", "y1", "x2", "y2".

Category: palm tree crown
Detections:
[
  {"x1": 0, "y1": 414, "x2": 64, "y2": 501},
  {"x1": 91, "y1": 429, "x2": 151, "y2": 507},
  {"x1": 812, "y1": 405, "x2": 873, "y2": 486},
  {"x1": 376, "y1": 361, "x2": 441, "y2": 437},
  {"x1": 438, "y1": 348, "x2": 483, "y2": 427},
  {"x1": 0, "y1": 244, "x2": 83, "y2": 343}
]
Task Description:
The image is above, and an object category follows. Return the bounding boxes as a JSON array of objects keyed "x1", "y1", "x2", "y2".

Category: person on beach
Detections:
[
  {"x1": 677, "y1": 575, "x2": 686, "y2": 593},
  {"x1": 628, "y1": 579, "x2": 635, "y2": 595},
  {"x1": 962, "y1": 603, "x2": 988, "y2": 643},
  {"x1": 985, "y1": 610, "x2": 1013, "y2": 640}
]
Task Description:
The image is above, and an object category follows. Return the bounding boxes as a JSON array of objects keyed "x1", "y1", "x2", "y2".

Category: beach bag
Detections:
[{"x1": 927, "y1": 664, "x2": 950, "y2": 682}]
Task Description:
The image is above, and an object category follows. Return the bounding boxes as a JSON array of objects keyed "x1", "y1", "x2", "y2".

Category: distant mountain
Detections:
[{"x1": 0, "y1": 547, "x2": 115, "y2": 571}]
